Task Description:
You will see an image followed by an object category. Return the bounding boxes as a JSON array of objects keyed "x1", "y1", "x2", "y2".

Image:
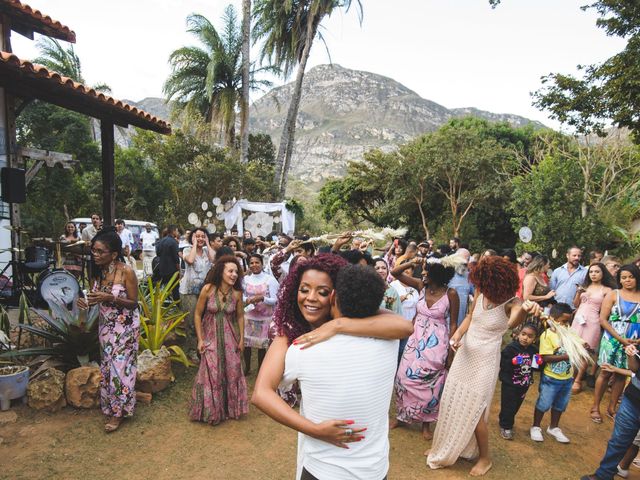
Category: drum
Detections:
[
  {"x1": 37, "y1": 269, "x2": 80, "y2": 307},
  {"x1": 23, "y1": 246, "x2": 50, "y2": 272}
]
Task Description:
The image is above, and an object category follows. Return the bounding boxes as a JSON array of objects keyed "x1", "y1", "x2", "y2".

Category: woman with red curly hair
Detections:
[
  {"x1": 252, "y1": 253, "x2": 413, "y2": 476},
  {"x1": 427, "y1": 256, "x2": 542, "y2": 476}
]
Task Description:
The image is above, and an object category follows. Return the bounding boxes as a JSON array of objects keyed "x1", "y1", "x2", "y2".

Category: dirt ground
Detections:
[{"x1": 1, "y1": 359, "x2": 640, "y2": 480}]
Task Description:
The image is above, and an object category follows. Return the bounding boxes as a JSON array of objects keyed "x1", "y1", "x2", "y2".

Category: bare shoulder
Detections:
[{"x1": 504, "y1": 296, "x2": 522, "y2": 314}]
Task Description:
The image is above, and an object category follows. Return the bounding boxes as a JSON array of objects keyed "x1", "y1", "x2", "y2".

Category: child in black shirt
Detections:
[{"x1": 499, "y1": 323, "x2": 540, "y2": 440}]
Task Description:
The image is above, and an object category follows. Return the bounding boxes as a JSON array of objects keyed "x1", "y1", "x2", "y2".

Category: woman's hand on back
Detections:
[
  {"x1": 311, "y1": 420, "x2": 366, "y2": 449},
  {"x1": 293, "y1": 321, "x2": 339, "y2": 349}
]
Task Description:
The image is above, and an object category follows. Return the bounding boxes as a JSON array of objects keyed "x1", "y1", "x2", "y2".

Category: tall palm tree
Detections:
[
  {"x1": 240, "y1": 0, "x2": 252, "y2": 163},
  {"x1": 253, "y1": 0, "x2": 362, "y2": 197},
  {"x1": 165, "y1": 5, "x2": 272, "y2": 148}
]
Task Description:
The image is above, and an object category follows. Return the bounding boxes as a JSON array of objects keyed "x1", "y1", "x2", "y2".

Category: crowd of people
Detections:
[{"x1": 76, "y1": 218, "x2": 640, "y2": 479}]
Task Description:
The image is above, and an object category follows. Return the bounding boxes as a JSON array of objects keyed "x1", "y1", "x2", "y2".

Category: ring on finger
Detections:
[{"x1": 344, "y1": 428, "x2": 353, "y2": 436}]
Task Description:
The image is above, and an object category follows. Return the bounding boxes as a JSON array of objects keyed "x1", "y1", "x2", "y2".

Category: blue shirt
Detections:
[
  {"x1": 449, "y1": 271, "x2": 473, "y2": 326},
  {"x1": 549, "y1": 263, "x2": 587, "y2": 308}
]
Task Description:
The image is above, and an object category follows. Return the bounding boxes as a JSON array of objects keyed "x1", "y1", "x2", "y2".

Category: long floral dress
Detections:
[
  {"x1": 599, "y1": 290, "x2": 640, "y2": 369},
  {"x1": 189, "y1": 290, "x2": 248, "y2": 424},
  {"x1": 96, "y1": 278, "x2": 140, "y2": 418},
  {"x1": 395, "y1": 292, "x2": 450, "y2": 423},
  {"x1": 243, "y1": 272, "x2": 279, "y2": 349}
]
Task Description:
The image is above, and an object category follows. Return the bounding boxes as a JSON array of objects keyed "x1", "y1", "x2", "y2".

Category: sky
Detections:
[{"x1": 11, "y1": 0, "x2": 627, "y2": 129}]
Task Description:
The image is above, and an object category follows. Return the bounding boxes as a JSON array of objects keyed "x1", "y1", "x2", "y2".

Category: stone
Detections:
[
  {"x1": 65, "y1": 366, "x2": 101, "y2": 409},
  {"x1": 136, "y1": 347, "x2": 174, "y2": 394},
  {"x1": 0, "y1": 410, "x2": 17, "y2": 424},
  {"x1": 27, "y1": 368, "x2": 66, "y2": 412}
]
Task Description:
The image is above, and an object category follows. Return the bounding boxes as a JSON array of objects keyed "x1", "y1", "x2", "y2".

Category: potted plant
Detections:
[
  {"x1": 0, "y1": 304, "x2": 29, "y2": 411},
  {"x1": 137, "y1": 273, "x2": 192, "y2": 393}
]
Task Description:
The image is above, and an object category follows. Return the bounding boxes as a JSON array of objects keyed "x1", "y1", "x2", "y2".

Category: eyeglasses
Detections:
[{"x1": 91, "y1": 248, "x2": 110, "y2": 256}]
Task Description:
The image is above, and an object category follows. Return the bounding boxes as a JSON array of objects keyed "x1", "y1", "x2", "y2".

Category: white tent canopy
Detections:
[{"x1": 223, "y1": 200, "x2": 295, "y2": 237}]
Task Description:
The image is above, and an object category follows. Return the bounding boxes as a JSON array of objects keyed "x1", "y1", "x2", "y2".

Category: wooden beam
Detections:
[
  {"x1": 19, "y1": 147, "x2": 76, "y2": 167},
  {"x1": 101, "y1": 120, "x2": 115, "y2": 226},
  {"x1": 24, "y1": 159, "x2": 43, "y2": 185}
]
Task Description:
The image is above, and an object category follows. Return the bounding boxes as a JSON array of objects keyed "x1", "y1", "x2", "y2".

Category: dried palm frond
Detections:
[{"x1": 309, "y1": 227, "x2": 408, "y2": 246}]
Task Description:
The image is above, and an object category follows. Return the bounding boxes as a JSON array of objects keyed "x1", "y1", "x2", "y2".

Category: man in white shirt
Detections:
[
  {"x1": 81, "y1": 213, "x2": 102, "y2": 242},
  {"x1": 115, "y1": 219, "x2": 134, "y2": 252},
  {"x1": 281, "y1": 264, "x2": 397, "y2": 480},
  {"x1": 139, "y1": 223, "x2": 159, "y2": 277}
]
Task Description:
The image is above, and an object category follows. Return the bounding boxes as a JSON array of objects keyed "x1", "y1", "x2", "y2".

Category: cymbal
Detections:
[
  {"x1": 63, "y1": 240, "x2": 91, "y2": 254},
  {"x1": 0, "y1": 247, "x2": 24, "y2": 253},
  {"x1": 31, "y1": 238, "x2": 62, "y2": 248},
  {"x1": 3, "y1": 225, "x2": 28, "y2": 233}
]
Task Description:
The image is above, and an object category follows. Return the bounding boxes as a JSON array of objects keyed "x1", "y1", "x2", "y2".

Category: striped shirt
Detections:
[{"x1": 281, "y1": 335, "x2": 398, "y2": 480}]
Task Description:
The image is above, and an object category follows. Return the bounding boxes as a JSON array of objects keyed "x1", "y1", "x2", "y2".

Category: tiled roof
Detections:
[
  {"x1": 0, "y1": 51, "x2": 171, "y2": 134},
  {"x1": 0, "y1": 0, "x2": 76, "y2": 43}
]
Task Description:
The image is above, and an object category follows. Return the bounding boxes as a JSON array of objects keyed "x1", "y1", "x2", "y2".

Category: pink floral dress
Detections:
[
  {"x1": 96, "y1": 277, "x2": 140, "y2": 418},
  {"x1": 189, "y1": 290, "x2": 248, "y2": 424},
  {"x1": 395, "y1": 292, "x2": 450, "y2": 423}
]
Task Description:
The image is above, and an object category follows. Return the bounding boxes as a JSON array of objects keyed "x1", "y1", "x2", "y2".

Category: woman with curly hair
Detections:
[
  {"x1": 391, "y1": 257, "x2": 459, "y2": 441},
  {"x1": 427, "y1": 256, "x2": 541, "y2": 476},
  {"x1": 252, "y1": 254, "x2": 413, "y2": 472},
  {"x1": 189, "y1": 255, "x2": 247, "y2": 425}
]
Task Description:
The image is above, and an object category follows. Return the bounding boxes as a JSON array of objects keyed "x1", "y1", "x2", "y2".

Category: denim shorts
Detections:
[{"x1": 535, "y1": 374, "x2": 572, "y2": 412}]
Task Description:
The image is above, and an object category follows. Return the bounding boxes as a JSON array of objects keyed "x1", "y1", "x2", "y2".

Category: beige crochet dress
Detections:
[{"x1": 427, "y1": 294, "x2": 513, "y2": 469}]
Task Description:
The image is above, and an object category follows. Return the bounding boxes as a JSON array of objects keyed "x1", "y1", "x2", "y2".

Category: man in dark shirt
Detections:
[
  {"x1": 154, "y1": 225, "x2": 180, "y2": 299},
  {"x1": 581, "y1": 344, "x2": 640, "y2": 480}
]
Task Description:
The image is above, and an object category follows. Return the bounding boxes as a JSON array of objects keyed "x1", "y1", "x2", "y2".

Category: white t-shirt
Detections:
[
  {"x1": 281, "y1": 334, "x2": 398, "y2": 480},
  {"x1": 390, "y1": 280, "x2": 418, "y2": 321},
  {"x1": 118, "y1": 228, "x2": 134, "y2": 250},
  {"x1": 140, "y1": 230, "x2": 159, "y2": 251}
]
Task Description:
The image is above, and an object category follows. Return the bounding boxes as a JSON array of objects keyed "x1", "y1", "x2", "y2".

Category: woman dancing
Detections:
[
  {"x1": 426, "y1": 256, "x2": 541, "y2": 476},
  {"x1": 189, "y1": 255, "x2": 248, "y2": 425},
  {"x1": 251, "y1": 254, "x2": 413, "y2": 477},
  {"x1": 391, "y1": 257, "x2": 459, "y2": 441}
]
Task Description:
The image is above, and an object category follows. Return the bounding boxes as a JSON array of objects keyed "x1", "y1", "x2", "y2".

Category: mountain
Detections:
[
  {"x1": 249, "y1": 64, "x2": 545, "y2": 183},
  {"x1": 118, "y1": 65, "x2": 544, "y2": 183}
]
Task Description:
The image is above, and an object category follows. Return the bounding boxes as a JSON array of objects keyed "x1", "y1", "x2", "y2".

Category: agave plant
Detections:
[
  {"x1": 0, "y1": 299, "x2": 100, "y2": 369},
  {"x1": 139, "y1": 273, "x2": 192, "y2": 367}
]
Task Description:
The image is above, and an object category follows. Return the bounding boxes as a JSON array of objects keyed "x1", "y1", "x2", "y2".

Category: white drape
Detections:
[{"x1": 223, "y1": 200, "x2": 295, "y2": 236}]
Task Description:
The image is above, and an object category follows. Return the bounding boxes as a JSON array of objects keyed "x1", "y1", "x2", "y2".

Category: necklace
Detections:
[{"x1": 218, "y1": 286, "x2": 231, "y2": 303}]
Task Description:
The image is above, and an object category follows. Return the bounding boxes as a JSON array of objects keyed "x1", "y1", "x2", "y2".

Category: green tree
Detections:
[
  {"x1": 253, "y1": 0, "x2": 363, "y2": 197},
  {"x1": 164, "y1": 5, "x2": 273, "y2": 147},
  {"x1": 532, "y1": 1, "x2": 640, "y2": 137}
]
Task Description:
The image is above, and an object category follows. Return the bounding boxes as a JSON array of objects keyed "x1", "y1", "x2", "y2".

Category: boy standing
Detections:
[
  {"x1": 530, "y1": 303, "x2": 575, "y2": 443},
  {"x1": 499, "y1": 323, "x2": 539, "y2": 440}
]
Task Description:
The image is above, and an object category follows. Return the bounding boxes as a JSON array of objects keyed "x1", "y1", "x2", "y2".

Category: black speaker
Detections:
[{"x1": 1, "y1": 167, "x2": 26, "y2": 203}]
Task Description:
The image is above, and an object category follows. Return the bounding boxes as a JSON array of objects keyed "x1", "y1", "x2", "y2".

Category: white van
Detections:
[{"x1": 71, "y1": 218, "x2": 159, "y2": 257}]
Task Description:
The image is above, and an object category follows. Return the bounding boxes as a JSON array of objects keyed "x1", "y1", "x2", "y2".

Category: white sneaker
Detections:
[
  {"x1": 546, "y1": 427, "x2": 570, "y2": 443},
  {"x1": 530, "y1": 426, "x2": 544, "y2": 442},
  {"x1": 617, "y1": 465, "x2": 629, "y2": 478}
]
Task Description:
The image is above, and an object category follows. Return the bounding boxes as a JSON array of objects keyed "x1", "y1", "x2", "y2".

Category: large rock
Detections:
[
  {"x1": 27, "y1": 368, "x2": 66, "y2": 412},
  {"x1": 136, "y1": 347, "x2": 174, "y2": 393},
  {"x1": 65, "y1": 366, "x2": 101, "y2": 409}
]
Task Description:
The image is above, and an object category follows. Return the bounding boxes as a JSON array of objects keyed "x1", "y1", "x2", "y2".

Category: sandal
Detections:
[
  {"x1": 590, "y1": 409, "x2": 603, "y2": 424},
  {"x1": 606, "y1": 410, "x2": 616, "y2": 421},
  {"x1": 104, "y1": 416, "x2": 122, "y2": 433}
]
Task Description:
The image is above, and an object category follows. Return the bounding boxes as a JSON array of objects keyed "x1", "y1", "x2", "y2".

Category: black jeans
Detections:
[
  {"x1": 301, "y1": 467, "x2": 387, "y2": 480},
  {"x1": 499, "y1": 383, "x2": 529, "y2": 429}
]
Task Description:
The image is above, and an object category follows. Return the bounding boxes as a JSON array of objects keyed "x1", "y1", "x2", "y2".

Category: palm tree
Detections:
[
  {"x1": 253, "y1": 0, "x2": 362, "y2": 198},
  {"x1": 164, "y1": 5, "x2": 273, "y2": 148},
  {"x1": 240, "y1": 0, "x2": 252, "y2": 163},
  {"x1": 34, "y1": 38, "x2": 111, "y2": 141}
]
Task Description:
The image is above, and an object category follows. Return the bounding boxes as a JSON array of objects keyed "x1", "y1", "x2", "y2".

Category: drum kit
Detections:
[{"x1": 0, "y1": 225, "x2": 89, "y2": 307}]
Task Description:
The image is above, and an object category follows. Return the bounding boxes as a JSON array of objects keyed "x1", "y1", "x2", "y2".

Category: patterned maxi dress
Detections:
[
  {"x1": 598, "y1": 291, "x2": 640, "y2": 369},
  {"x1": 243, "y1": 272, "x2": 278, "y2": 349},
  {"x1": 96, "y1": 279, "x2": 140, "y2": 418},
  {"x1": 428, "y1": 294, "x2": 512, "y2": 469},
  {"x1": 189, "y1": 291, "x2": 248, "y2": 424},
  {"x1": 395, "y1": 292, "x2": 450, "y2": 423}
]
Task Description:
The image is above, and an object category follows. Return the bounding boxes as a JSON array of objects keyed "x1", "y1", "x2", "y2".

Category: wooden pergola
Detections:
[{"x1": 0, "y1": 0, "x2": 171, "y2": 226}]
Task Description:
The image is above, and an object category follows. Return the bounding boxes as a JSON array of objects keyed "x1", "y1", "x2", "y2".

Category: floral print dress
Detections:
[
  {"x1": 189, "y1": 290, "x2": 248, "y2": 424},
  {"x1": 95, "y1": 274, "x2": 140, "y2": 418},
  {"x1": 395, "y1": 292, "x2": 450, "y2": 423},
  {"x1": 599, "y1": 290, "x2": 640, "y2": 369}
]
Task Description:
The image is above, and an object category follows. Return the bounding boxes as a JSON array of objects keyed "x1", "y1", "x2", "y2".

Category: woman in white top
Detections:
[
  {"x1": 243, "y1": 253, "x2": 279, "y2": 374},
  {"x1": 180, "y1": 228, "x2": 216, "y2": 359}
]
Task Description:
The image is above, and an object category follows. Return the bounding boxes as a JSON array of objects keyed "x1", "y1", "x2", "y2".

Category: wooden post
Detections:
[{"x1": 100, "y1": 119, "x2": 115, "y2": 226}]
